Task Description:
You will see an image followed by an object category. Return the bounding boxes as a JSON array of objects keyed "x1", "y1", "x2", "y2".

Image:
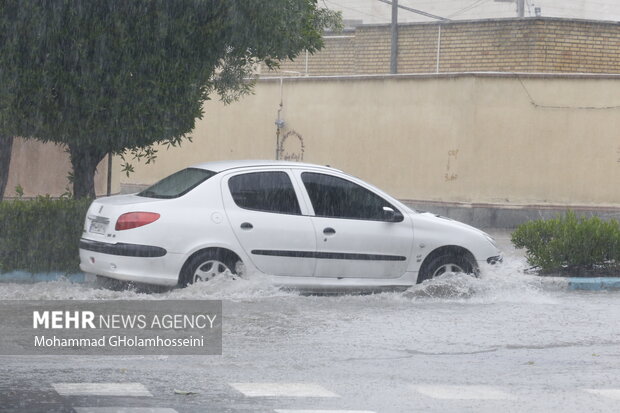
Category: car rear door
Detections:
[
  {"x1": 294, "y1": 170, "x2": 414, "y2": 279},
  {"x1": 221, "y1": 169, "x2": 316, "y2": 277}
]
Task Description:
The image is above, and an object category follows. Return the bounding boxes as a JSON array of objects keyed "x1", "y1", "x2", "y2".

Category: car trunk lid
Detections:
[{"x1": 83, "y1": 194, "x2": 166, "y2": 239}]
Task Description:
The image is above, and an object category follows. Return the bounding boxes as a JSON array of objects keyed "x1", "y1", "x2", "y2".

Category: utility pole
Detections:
[
  {"x1": 390, "y1": 0, "x2": 398, "y2": 74},
  {"x1": 517, "y1": 0, "x2": 525, "y2": 17},
  {"x1": 379, "y1": 0, "x2": 448, "y2": 74}
]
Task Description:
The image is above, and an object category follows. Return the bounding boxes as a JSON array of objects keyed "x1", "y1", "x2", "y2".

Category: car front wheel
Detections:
[{"x1": 417, "y1": 252, "x2": 476, "y2": 284}]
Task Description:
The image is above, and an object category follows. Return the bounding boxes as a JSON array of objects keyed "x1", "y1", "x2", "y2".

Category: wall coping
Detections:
[
  {"x1": 257, "y1": 71, "x2": 620, "y2": 83},
  {"x1": 353, "y1": 16, "x2": 620, "y2": 29},
  {"x1": 402, "y1": 199, "x2": 620, "y2": 212}
]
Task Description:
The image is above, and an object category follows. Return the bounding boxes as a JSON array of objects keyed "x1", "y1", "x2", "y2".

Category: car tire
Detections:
[
  {"x1": 180, "y1": 250, "x2": 239, "y2": 287},
  {"x1": 417, "y1": 252, "x2": 476, "y2": 284}
]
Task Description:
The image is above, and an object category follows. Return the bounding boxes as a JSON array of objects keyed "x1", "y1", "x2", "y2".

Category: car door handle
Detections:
[
  {"x1": 323, "y1": 227, "x2": 336, "y2": 235},
  {"x1": 240, "y1": 222, "x2": 253, "y2": 230}
]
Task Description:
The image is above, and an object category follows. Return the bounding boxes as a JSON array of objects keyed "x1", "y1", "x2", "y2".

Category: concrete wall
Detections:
[
  {"x1": 5, "y1": 138, "x2": 119, "y2": 198},
  {"x1": 122, "y1": 73, "x2": 620, "y2": 210},
  {"x1": 262, "y1": 18, "x2": 620, "y2": 76}
]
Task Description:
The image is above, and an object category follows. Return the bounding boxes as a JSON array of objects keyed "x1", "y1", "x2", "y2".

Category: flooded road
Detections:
[{"x1": 1, "y1": 233, "x2": 620, "y2": 412}]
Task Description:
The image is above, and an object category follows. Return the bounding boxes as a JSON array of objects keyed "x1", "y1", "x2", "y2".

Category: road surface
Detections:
[{"x1": 1, "y1": 231, "x2": 619, "y2": 412}]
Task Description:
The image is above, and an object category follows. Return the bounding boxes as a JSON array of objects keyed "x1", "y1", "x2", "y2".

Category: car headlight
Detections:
[{"x1": 483, "y1": 233, "x2": 498, "y2": 249}]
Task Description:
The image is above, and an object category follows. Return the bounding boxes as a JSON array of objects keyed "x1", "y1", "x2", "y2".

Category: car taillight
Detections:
[{"x1": 115, "y1": 212, "x2": 160, "y2": 231}]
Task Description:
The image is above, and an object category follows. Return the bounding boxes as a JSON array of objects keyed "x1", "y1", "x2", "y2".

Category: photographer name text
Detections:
[{"x1": 34, "y1": 334, "x2": 205, "y2": 348}]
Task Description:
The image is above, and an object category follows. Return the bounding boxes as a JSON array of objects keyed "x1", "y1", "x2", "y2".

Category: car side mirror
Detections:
[{"x1": 382, "y1": 206, "x2": 403, "y2": 222}]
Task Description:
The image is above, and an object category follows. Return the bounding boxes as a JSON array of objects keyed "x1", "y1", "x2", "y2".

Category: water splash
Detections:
[
  {"x1": 163, "y1": 274, "x2": 296, "y2": 301},
  {"x1": 403, "y1": 254, "x2": 559, "y2": 304},
  {"x1": 0, "y1": 255, "x2": 562, "y2": 304},
  {"x1": 0, "y1": 273, "x2": 296, "y2": 301}
]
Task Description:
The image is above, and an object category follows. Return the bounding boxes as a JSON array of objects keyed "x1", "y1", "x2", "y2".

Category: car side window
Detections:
[
  {"x1": 228, "y1": 171, "x2": 301, "y2": 215},
  {"x1": 301, "y1": 172, "x2": 399, "y2": 221}
]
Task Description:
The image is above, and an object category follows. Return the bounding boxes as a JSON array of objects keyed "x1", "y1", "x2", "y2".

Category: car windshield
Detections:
[{"x1": 138, "y1": 168, "x2": 216, "y2": 199}]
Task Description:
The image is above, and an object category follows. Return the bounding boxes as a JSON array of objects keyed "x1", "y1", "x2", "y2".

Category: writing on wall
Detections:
[{"x1": 445, "y1": 149, "x2": 459, "y2": 182}]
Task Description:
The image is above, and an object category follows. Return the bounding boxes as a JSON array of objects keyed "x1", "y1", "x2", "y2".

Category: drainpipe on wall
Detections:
[
  {"x1": 275, "y1": 71, "x2": 300, "y2": 160},
  {"x1": 276, "y1": 78, "x2": 283, "y2": 160}
]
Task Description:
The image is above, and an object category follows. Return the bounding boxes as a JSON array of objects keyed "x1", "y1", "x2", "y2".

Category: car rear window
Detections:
[
  {"x1": 138, "y1": 168, "x2": 216, "y2": 199},
  {"x1": 228, "y1": 171, "x2": 301, "y2": 215}
]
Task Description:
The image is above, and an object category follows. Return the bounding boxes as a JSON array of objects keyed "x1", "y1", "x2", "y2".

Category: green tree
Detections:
[{"x1": 0, "y1": 0, "x2": 341, "y2": 198}]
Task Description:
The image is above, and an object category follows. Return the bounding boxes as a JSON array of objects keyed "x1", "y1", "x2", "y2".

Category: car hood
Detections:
[
  {"x1": 403, "y1": 210, "x2": 500, "y2": 261},
  {"x1": 406, "y1": 209, "x2": 495, "y2": 242},
  {"x1": 419, "y1": 211, "x2": 488, "y2": 234}
]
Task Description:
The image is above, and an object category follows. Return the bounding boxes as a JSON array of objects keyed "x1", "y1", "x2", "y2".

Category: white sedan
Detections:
[{"x1": 79, "y1": 160, "x2": 501, "y2": 292}]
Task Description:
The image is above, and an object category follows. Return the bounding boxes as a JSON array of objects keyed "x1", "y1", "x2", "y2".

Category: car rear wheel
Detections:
[
  {"x1": 180, "y1": 250, "x2": 239, "y2": 286},
  {"x1": 417, "y1": 252, "x2": 476, "y2": 283}
]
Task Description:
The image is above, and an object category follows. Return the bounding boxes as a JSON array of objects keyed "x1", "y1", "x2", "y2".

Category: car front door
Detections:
[
  {"x1": 222, "y1": 169, "x2": 316, "y2": 277},
  {"x1": 296, "y1": 171, "x2": 414, "y2": 279}
]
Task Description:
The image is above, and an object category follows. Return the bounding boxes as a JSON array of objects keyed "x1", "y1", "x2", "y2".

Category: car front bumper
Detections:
[{"x1": 486, "y1": 255, "x2": 503, "y2": 265}]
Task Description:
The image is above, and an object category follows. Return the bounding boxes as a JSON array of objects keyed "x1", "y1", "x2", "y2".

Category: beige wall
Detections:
[
  {"x1": 124, "y1": 74, "x2": 620, "y2": 207},
  {"x1": 6, "y1": 138, "x2": 119, "y2": 198}
]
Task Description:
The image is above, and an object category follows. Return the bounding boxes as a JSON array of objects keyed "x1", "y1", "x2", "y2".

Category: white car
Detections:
[{"x1": 80, "y1": 160, "x2": 501, "y2": 292}]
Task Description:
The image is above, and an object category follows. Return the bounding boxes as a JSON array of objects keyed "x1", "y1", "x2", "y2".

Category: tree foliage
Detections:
[{"x1": 0, "y1": 0, "x2": 341, "y2": 198}]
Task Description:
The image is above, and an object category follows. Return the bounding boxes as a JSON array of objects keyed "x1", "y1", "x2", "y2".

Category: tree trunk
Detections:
[
  {"x1": 68, "y1": 144, "x2": 107, "y2": 199},
  {"x1": 0, "y1": 135, "x2": 14, "y2": 201}
]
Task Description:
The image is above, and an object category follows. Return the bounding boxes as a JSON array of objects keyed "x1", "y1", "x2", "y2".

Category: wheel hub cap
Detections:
[
  {"x1": 432, "y1": 263, "x2": 465, "y2": 278},
  {"x1": 193, "y1": 260, "x2": 230, "y2": 283}
]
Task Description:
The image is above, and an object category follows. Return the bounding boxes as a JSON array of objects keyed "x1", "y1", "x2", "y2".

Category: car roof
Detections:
[{"x1": 190, "y1": 159, "x2": 342, "y2": 173}]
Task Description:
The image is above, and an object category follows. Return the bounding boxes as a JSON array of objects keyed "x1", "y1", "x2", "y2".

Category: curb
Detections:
[
  {"x1": 568, "y1": 277, "x2": 620, "y2": 291},
  {"x1": 513, "y1": 276, "x2": 620, "y2": 292},
  {"x1": 527, "y1": 276, "x2": 569, "y2": 291},
  {"x1": 0, "y1": 271, "x2": 88, "y2": 283},
  {"x1": 2, "y1": 272, "x2": 619, "y2": 291}
]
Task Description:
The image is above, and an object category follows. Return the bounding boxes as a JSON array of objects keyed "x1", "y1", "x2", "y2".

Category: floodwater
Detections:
[{"x1": 1, "y1": 240, "x2": 620, "y2": 412}]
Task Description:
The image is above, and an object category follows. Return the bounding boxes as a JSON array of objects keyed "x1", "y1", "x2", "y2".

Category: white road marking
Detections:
[
  {"x1": 412, "y1": 384, "x2": 513, "y2": 400},
  {"x1": 274, "y1": 410, "x2": 376, "y2": 413},
  {"x1": 584, "y1": 389, "x2": 620, "y2": 400},
  {"x1": 52, "y1": 383, "x2": 153, "y2": 397},
  {"x1": 230, "y1": 382, "x2": 339, "y2": 397},
  {"x1": 74, "y1": 409, "x2": 177, "y2": 413}
]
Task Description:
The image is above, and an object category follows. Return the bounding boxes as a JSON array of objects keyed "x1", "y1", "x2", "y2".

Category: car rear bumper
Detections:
[
  {"x1": 79, "y1": 238, "x2": 167, "y2": 257},
  {"x1": 79, "y1": 239, "x2": 184, "y2": 286}
]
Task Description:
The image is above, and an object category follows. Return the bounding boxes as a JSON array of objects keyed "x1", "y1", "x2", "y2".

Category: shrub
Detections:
[
  {"x1": 511, "y1": 211, "x2": 620, "y2": 274},
  {"x1": 0, "y1": 197, "x2": 91, "y2": 274}
]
